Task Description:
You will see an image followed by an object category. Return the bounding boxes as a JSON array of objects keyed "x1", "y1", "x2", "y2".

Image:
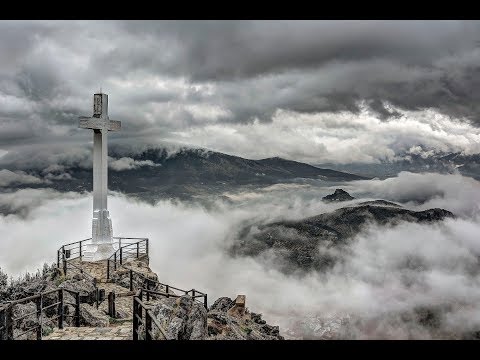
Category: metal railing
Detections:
[
  {"x1": 126, "y1": 268, "x2": 208, "y2": 310},
  {"x1": 57, "y1": 238, "x2": 92, "y2": 269},
  {"x1": 132, "y1": 289, "x2": 170, "y2": 341},
  {"x1": 0, "y1": 288, "x2": 80, "y2": 340},
  {"x1": 106, "y1": 238, "x2": 149, "y2": 280}
]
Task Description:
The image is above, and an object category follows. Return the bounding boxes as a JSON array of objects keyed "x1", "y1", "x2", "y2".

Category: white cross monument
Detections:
[{"x1": 79, "y1": 92, "x2": 121, "y2": 261}]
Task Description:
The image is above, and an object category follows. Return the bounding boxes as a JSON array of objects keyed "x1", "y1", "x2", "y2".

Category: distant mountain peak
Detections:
[{"x1": 322, "y1": 189, "x2": 355, "y2": 202}]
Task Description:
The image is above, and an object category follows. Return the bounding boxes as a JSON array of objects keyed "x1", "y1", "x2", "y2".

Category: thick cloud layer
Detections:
[
  {"x1": 2, "y1": 21, "x2": 480, "y2": 165},
  {"x1": 1, "y1": 172, "x2": 480, "y2": 338}
]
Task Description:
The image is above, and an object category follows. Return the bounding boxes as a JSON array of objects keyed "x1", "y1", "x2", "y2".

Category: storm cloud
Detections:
[{"x1": 2, "y1": 21, "x2": 480, "y2": 165}]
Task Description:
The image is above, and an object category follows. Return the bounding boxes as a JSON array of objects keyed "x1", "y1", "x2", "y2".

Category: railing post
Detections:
[
  {"x1": 166, "y1": 285, "x2": 169, "y2": 298},
  {"x1": 75, "y1": 292, "x2": 80, "y2": 327},
  {"x1": 57, "y1": 250, "x2": 60, "y2": 269},
  {"x1": 114, "y1": 253, "x2": 117, "y2": 270},
  {"x1": 137, "y1": 242, "x2": 139, "y2": 258},
  {"x1": 108, "y1": 292, "x2": 116, "y2": 318},
  {"x1": 93, "y1": 278, "x2": 99, "y2": 309},
  {"x1": 138, "y1": 301, "x2": 143, "y2": 339},
  {"x1": 36, "y1": 296, "x2": 42, "y2": 340},
  {"x1": 79, "y1": 241, "x2": 82, "y2": 261},
  {"x1": 63, "y1": 259, "x2": 67, "y2": 277},
  {"x1": 192, "y1": 289, "x2": 196, "y2": 299},
  {"x1": 58, "y1": 289, "x2": 64, "y2": 330},
  {"x1": 132, "y1": 296, "x2": 138, "y2": 341},
  {"x1": 130, "y1": 270, "x2": 133, "y2": 291},
  {"x1": 145, "y1": 311, "x2": 152, "y2": 340},
  {"x1": 120, "y1": 248, "x2": 123, "y2": 265},
  {"x1": 204, "y1": 294, "x2": 208, "y2": 310},
  {"x1": 146, "y1": 238, "x2": 149, "y2": 257}
]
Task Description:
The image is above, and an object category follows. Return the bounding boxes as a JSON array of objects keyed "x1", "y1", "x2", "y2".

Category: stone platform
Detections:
[{"x1": 44, "y1": 323, "x2": 132, "y2": 340}]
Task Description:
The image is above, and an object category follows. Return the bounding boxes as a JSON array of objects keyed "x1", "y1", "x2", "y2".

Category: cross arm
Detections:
[{"x1": 78, "y1": 117, "x2": 122, "y2": 131}]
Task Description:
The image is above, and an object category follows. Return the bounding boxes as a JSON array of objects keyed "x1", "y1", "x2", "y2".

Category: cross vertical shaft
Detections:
[{"x1": 79, "y1": 93, "x2": 121, "y2": 261}]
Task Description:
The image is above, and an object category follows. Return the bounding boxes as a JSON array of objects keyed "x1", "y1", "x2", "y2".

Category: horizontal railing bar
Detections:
[
  {"x1": 9, "y1": 289, "x2": 60, "y2": 305},
  {"x1": 142, "y1": 289, "x2": 180, "y2": 298},
  {"x1": 64, "y1": 250, "x2": 81, "y2": 254},
  {"x1": 60, "y1": 238, "x2": 92, "y2": 248},
  {"x1": 12, "y1": 311, "x2": 38, "y2": 322},
  {"x1": 41, "y1": 302, "x2": 61, "y2": 311}
]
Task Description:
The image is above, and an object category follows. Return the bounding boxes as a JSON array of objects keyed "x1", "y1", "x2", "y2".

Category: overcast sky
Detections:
[{"x1": 2, "y1": 20, "x2": 480, "y2": 164}]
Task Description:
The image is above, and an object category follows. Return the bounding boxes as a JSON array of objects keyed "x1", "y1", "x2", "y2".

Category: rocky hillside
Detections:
[
  {"x1": 0, "y1": 258, "x2": 283, "y2": 340},
  {"x1": 232, "y1": 190, "x2": 454, "y2": 273}
]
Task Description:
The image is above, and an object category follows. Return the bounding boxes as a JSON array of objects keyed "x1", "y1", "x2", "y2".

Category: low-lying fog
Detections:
[{"x1": 1, "y1": 171, "x2": 480, "y2": 339}]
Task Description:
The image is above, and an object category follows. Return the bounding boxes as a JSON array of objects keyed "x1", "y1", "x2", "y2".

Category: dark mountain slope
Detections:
[{"x1": 232, "y1": 196, "x2": 453, "y2": 273}]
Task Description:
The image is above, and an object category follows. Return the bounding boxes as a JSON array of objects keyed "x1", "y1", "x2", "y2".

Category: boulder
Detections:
[
  {"x1": 79, "y1": 303, "x2": 109, "y2": 327},
  {"x1": 150, "y1": 295, "x2": 207, "y2": 340},
  {"x1": 209, "y1": 297, "x2": 234, "y2": 312}
]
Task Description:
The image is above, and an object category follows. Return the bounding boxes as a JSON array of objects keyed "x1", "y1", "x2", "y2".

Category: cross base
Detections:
[{"x1": 82, "y1": 242, "x2": 119, "y2": 262}]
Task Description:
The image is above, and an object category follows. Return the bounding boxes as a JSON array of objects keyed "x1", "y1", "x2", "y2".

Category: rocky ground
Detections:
[{"x1": 0, "y1": 257, "x2": 284, "y2": 340}]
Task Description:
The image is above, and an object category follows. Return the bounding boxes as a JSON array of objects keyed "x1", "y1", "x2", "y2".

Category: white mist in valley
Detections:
[{"x1": 1, "y1": 172, "x2": 480, "y2": 338}]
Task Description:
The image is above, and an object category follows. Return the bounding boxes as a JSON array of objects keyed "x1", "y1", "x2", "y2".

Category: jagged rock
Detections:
[
  {"x1": 150, "y1": 295, "x2": 207, "y2": 340},
  {"x1": 322, "y1": 189, "x2": 355, "y2": 202},
  {"x1": 209, "y1": 297, "x2": 234, "y2": 312},
  {"x1": 227, "y1": 295, "x2": 246, "y2": 318},
  {"x1": 79, "y1": 303, "x2": 109, "y2": 327},
  {"x1": 206, "y1": 296, "x2": 283, "y2": 340},
  {"x1": 251, "y1": 312, "x2": 266, "y2": 324}
]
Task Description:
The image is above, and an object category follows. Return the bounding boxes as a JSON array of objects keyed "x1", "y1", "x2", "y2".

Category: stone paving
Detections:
[{"x1": 44, "y1": 323, "x2": 132, "y2": 340}]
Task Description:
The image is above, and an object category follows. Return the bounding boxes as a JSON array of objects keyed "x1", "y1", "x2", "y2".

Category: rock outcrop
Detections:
[
  {"x1": 322, "y1": 189, "x2": 355, "y2": 202},
  {"x1": 147, "y1": 294, "x2": 283, "y2": 340},
  {"x1": 233, "y1": 201, "x2": 454, "y2": 273},
  {"x1": 207, "y1": 295, "x2": 283, "y2": 340},
  {"x1": 149, "y1": 295, "x2": 208, "y2": 340}
]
